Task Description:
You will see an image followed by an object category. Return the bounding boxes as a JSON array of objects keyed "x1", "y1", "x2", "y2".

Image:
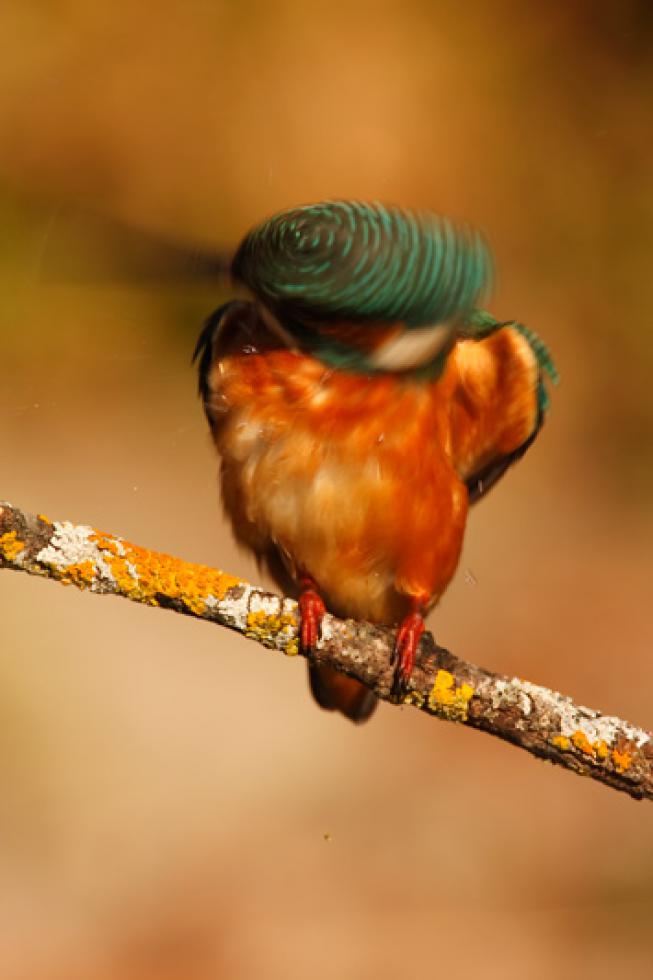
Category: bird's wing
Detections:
[
  {"x1": 464, "y1": 417, "x2": 543, "y2": 504},
  {"x1": 448, "y1": 323, "x2": 557, "y2": 503}
]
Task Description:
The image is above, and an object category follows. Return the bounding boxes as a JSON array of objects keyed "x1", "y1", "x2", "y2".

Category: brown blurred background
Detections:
[{"x1": 1, "y1": 1, "x2": 652, "y2": 977}]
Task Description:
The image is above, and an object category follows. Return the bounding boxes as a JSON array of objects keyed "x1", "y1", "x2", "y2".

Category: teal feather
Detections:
[
  {"x1": 460, "y1": 307, "x2": 503, "y2": 339},
  {"x1": 462, "y1": 309, "x2": 559, "y2": 412},
  {"x1": 229, "y1": 202, "x2": 556, "y2": 391},
  {"x1": 231, "y1": 200, "x2": 492, "y2": 328},
  {"x1": 511, "y1": 320, "x2": 559, "y2": 413}
]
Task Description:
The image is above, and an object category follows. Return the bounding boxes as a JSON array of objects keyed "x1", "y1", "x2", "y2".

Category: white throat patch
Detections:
[{"x1": 368, "y1": 322, "x2": 452, "y2": 371}]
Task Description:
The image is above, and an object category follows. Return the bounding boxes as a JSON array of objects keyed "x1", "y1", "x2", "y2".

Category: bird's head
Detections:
[{"x1": 230, "y1": 200, "x2": 494, "y2": 377}]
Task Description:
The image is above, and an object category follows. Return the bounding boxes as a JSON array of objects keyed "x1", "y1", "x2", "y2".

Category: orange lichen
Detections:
[
  {"x1": 425, "y1": 669, "x2": 474, "y2": 722},
  {"x1": 87, "y1": 531, "x2": 243, "y2": 615},
  {"x1": 37, "y1": 514, "x2": 52, "y2": 525},
  {"x1": 594, "y1": 740, "x2": 609, "y2": 761},
  {"x1": 571, "y1": 731, "x2": 596, "y2": 756},
  {"x1": 403, "y1": 689, "x2": 426, "y2": 708},
  {"x1": 560, "y1": 731, "x2": 620, "y2": 768},
  {"x1": 91, "y1": 532, "x2": 122, "y2": 557},
  {"x1": 245, "y1": 609, "x2": 299, "y2": 654},
  {"x1": 551, "y1": 735, "x2": 571, "y2": 751},
  {"x1": 0, "y1": 531, "x2": 25, "y2": 561},
  {"x1": 611, "y1": 748, "x2": 633, "y2": 774},
  {"x1": 58, "y1": 560, "x2": 96, "y2": 589}
]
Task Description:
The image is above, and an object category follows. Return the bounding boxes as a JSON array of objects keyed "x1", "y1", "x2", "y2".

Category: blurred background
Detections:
[{"x1": 1, "y1": 1, "x2": 652, "y2": 977}]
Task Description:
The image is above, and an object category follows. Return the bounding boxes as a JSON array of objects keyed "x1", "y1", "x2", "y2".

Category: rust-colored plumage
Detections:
[{"x1": 195, "y1": 202, "x2": 554, "y2": 722}]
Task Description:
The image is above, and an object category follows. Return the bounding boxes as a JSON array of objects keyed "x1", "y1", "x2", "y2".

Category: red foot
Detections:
[
  {"x1": 298, "y1": 583, "x2": 326, "y2": 655},
  {"x1": 392, "y1": 610, "x2": 425, "y2": 695}
]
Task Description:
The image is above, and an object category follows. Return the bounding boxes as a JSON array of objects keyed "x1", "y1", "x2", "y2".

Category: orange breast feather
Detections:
[{"x1": 204, "y1": 325, "x2": 539, "y2": 625}]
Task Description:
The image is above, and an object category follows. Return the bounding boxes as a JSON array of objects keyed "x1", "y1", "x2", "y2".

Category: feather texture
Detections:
[
  {"x1": 196, "y1": 204, "x2": 556, "y2": 722},
  {"x1": 231, "y1": 200, "x2": 492, "y2": 328},
  {"x1": 197, "y1": 307, "x2": 544, "y2": 626}
]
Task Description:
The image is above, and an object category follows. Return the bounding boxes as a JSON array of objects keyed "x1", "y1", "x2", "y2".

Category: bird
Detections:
[{"x1": 194, "y1": 200, "x2": 557, "y2": 723}]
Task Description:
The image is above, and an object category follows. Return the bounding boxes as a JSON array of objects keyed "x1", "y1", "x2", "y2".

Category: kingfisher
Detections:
[{"x1": 194, "y1": 200, "x2": 557, "y2": 723}]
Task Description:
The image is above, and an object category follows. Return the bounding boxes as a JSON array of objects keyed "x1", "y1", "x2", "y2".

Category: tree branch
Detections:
[{"x1": 1, "y1": 500, "x2": 651, "y2": 801}]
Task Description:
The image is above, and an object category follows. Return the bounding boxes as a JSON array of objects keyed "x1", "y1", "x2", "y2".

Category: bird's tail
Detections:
[{"x1": 308, "y1": 664, "x2": 377, "y2": 723}]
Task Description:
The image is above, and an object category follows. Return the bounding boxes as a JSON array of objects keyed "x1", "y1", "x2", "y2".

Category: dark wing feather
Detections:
[
  {"x1": 192, "y1": 303, "x2": 236, "y2": 403},
  {"x1": 465, "y1": 410, "x2": 543, "y2": 504},
  {"x1": 193, "y1": 300, "x2": 279, "y2": 404}
]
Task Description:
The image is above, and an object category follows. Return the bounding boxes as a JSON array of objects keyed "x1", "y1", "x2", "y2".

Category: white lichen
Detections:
[
  {"x1": 36, "y1": 521, "x2": 95, "y2": 567},
  {"x1": 35, "y1": 521, "x2": 113, "y2": 585},
  {"x1": 490, "y1": 677, "x2": 533, "y2": 716},
  {"x1": 490, "y1": 676, "x2": 650, "y2": 749}
]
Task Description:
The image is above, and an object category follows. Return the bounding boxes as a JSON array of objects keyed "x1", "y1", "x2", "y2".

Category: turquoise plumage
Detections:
[{"x1": 231, "y1": 200, "x2": 492, "y2": 328}]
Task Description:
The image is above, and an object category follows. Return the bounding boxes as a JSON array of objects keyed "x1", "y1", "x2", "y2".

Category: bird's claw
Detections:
[
  {"x1": 391, "y1": 611, "x2": 425, "y2": 698},
  {"x1": 298, "y1": 588, "x2": 326, "y2": 656}
]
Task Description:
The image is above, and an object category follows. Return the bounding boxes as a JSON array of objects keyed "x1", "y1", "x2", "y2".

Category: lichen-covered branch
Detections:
[{"x1": 1, "y1": 500, "x2": 651, "y2": 801}]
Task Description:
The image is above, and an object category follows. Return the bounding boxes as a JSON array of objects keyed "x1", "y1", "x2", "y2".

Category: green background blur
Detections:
[{"x1": 1, "y1": 2, "x2": 652, "y2": 978}]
